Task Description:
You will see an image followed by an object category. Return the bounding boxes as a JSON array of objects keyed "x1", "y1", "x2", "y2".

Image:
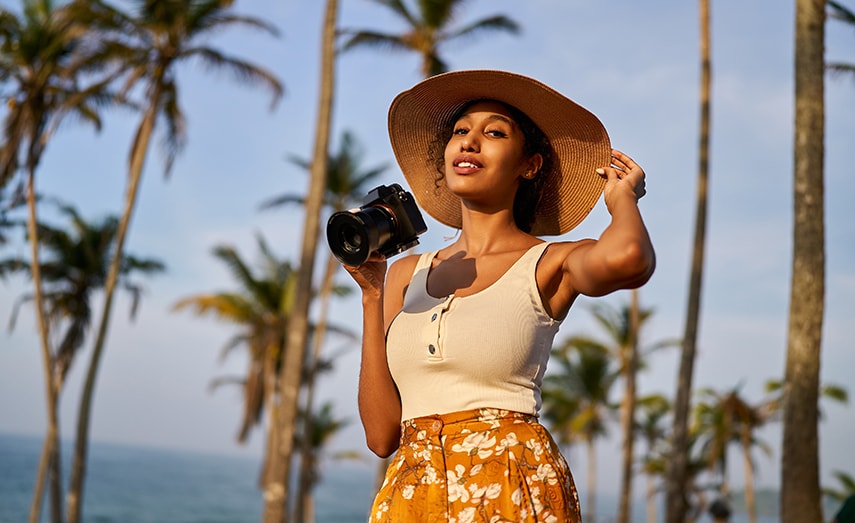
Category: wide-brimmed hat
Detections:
[{"x1": 387, "y1": 69, "x2": 611, "y2": 236}]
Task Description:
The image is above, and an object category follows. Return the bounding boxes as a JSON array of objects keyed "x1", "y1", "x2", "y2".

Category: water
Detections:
[
  {"x1": 1, "y1": 432, "x2": 782, "y2": 522},
  {"x1": 0, "y1": 433, "x2": 374, "y2": 523}
]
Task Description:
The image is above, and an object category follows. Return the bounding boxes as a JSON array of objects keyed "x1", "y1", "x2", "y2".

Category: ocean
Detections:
[
  {"x1": 0, "y1": 432, "x2": 374, "y2": 523},
  {"x1": 1, "y1": 432, "x2": 782, "y2": 523}
]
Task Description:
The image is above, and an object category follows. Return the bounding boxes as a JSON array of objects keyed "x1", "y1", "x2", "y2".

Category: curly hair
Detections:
[{"x1": 425, "y1": 99, "x2": 556, "y2": 233}]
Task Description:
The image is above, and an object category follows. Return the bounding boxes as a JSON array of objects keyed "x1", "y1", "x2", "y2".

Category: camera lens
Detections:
[
  {"x1": 327, "y1": 206, "x2": 395, "y2": 265},
  {"x1": 338, "y1": 222, "x2": 364, "y2": 253}
]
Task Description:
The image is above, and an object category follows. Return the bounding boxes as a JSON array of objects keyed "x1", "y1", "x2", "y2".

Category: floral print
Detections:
[{"x1": 370, "y1": 408, "x2": 581, "y2": 522}]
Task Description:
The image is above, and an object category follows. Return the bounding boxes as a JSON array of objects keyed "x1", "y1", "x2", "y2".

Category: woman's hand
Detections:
[
  {"x1": 597, "y1": 148, "x2": 647, "y2": 212},
  {"x1": 342, "y1": 253, "x2": 387, "y2": 301}
]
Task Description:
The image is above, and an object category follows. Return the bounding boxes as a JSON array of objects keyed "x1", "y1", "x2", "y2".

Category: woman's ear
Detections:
[{"x1": 523, "y1": 153, "x2": 543, "y2": 179}]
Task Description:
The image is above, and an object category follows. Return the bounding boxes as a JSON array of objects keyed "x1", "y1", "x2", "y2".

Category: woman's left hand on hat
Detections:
[{"x1": 597, "y1": 148, "x2": 647, "y2": 205}]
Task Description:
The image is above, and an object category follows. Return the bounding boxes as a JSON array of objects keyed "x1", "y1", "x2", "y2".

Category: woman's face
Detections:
[{"x1": 443, "y1": 101, "x2": 541, "y2": 209}]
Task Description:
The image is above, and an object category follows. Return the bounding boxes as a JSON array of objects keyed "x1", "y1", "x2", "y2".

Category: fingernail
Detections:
[{"x1": 595, "y1": 168, "x2": 605, "y2": 175}]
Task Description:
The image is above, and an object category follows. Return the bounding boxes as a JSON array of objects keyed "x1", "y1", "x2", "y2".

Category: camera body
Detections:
[{"x1": 327, "y1": 183, "x2": 427, "y2": 266}]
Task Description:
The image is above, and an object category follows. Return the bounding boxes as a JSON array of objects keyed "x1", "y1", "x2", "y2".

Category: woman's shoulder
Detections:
[
  {"x1": 542, "y1": 238, "x2": 596, "y2": 261},
  {"x1": 387, "y1": 251, "x2": 428, "y2": 285}
]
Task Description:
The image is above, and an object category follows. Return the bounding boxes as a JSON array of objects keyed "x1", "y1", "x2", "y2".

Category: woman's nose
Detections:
[{"x1": 460, "y1": 136, "x2": 478, "y2": 151}]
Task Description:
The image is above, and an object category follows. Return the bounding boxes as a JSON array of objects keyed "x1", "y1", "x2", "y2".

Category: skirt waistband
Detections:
[{"x1": 401, "y1": 408, "x2": 538, "y2": 438}]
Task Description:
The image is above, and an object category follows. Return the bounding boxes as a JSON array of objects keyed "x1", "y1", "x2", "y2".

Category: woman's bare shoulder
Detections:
[
  {"x1": 386, "y1": 251, "x2": 424, "y2": 287},
  {"x1": 542, "y1": 238, "x2": 596, "y2": 263}
]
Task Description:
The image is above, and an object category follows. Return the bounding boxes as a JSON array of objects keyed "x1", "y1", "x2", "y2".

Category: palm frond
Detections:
[{"x1": 186, "y1": 46, "x2": 283, "y2": 109}]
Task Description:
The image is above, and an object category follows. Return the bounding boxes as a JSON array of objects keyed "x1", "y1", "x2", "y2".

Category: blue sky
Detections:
[{"x1": 1, "y1": 0, "x2": 853, "y2": 503}]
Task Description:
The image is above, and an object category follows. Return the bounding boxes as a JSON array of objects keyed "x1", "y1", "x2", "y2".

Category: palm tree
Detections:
[
  {"x1": 635, "y1": 394, "x2": 671, "y2": 523},
  {"x1": 6, "y1": 202, "x2": 165, "y2": 390},
  {"x1": 2, "y1": 201, "x2": 164, "y2": 523},
  {"x1": 666, "y1": 0, "x2": 712, "y2": 521},
  {"x1": 66, "y1": 3, "x2": 283, "y2": 522},
  {"x1": 694, "y1": 386, "x2": 772, "y2": 523},
  {"x1": 782, "y1": 0, "x2": 826, "y2": 522},
  {"x1": 340, "y1": 0, "x2": 520, "y2": 78},
  {"x1": 574, "y1": 298, "x2": 676, "y2": 523},
  {"x1": 0, "y1": 3, "x2": 120, "y2": 521},
  {"x1": 293, "y1": 402, "x2": 357, "y2": 523},
  {"x1": 260, "y1": 129, "x2": 387, "y2": 523},
  {"x1": 828, "y1": 1, "x2": 855, "y2": 79},
  {"x1": 824, "y1": 471, "x2": 855, "y2": 502},
  {"x1": 264, "y1": 1, "x2": 338, "y2": 521},
  {"x1": 173, "y1": 235, "x2": 297, "y2": 477},
  {"x1": 543, "y1": 339, "x2": 617, "y2": 523},
  {"x1": 763, "y1": 378, "x2": 848, "y2": 421}
]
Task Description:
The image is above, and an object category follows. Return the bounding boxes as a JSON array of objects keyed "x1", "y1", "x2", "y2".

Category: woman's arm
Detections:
[
  {"x1": 542, "y1": 149, "x2": 655, "y2": 318},
  {"x1": 343, "y1": 254, "x2": 414, "y2": 457}
]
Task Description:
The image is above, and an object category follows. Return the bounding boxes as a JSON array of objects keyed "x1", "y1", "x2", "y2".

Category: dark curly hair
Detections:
[{"x1": 426, "y1": 99, "x2": 556, "y2": 233}]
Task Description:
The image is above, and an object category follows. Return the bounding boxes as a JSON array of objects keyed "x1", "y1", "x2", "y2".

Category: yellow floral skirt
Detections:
[{"x1": 369, "y1": 408, "x2": 581, "y2": 523}]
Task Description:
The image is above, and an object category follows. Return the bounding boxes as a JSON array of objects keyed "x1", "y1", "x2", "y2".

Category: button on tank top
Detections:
[{"x1": 386, "y1": 242, "x2": 562, "y2": 421}]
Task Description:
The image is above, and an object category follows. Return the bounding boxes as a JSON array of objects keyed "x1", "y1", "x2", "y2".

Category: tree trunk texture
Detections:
[
  {"x1": 585, "y1": 439, "x2": 597, "y2": 523},
  {"x1": 262, "y1": 1, "x2": 338, "y2": 521},
  {"x1": 742, "y1": 430, "x2": 758, "y2": 523},
  {"x1": 617, "y1": 289, "x2": 640, "y2": 523},
  {"x1": 293, "y1": 253, "x2": 339, "y2": 523},
  {"x1": 666, "y1": 1, "x2": 711, "y2": 522},
  {"x1": 66, "y1": 90, "x2": 159, "y2": 523},
  {"x1": 24, "y1": 144, "x2": 63, "y2": 523},
  {"x1": 781, "y1": 1, "x2": 826, "y2": 522}
]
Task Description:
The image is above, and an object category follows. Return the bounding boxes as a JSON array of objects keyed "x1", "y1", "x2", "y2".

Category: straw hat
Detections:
[{"x1": 387, "y1": 69, "x2": 611, "y2": 236}]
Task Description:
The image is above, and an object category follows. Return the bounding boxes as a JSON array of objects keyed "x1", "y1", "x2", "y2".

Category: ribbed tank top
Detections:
[{"x1": 386, "y1": 242, "x2": 562, "y2": 421}]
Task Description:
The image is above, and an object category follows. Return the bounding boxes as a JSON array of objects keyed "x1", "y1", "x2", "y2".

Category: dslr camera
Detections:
[{"x1": 327, "y1": 183, "x2": 427, "y2": 266}]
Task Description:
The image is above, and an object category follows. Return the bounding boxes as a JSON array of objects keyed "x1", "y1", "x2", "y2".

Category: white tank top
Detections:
[{"x1": 386, "y1": 242, "x2": 562, "y2": 421}]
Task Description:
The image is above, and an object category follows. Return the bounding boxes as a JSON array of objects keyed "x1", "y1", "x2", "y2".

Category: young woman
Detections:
[{"x1": 343, "y1": 70, "x2": 655, "y2": 523}]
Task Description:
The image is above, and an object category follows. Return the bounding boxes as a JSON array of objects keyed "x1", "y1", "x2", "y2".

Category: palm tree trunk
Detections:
[
  {"x1": 646, "y1": 471, "x2": 657, "y2": 523},
  {"x1": 742, "y1": 430, "x2": 757, "y2": 523},
  {"x1": 781, "y1": 5, "x2": 825, "y2": 522},
  {"x1": 66, "y1": 94, "x2": 159, "y2": 523},
  {"x1": 586, "y1": 439, "x2": 597, "y2": 523},
  {"x1": 666, "y1": 1, "x2": 711, "y2": 522},
  {"x1": 24, "y1": 146, "x2": 63, "y2": 523},
  {"x1": 262, "y1": 2, "x2": 338, "y2": 521},
  {"x1": 617, "y1": 289, "x2": 640, "y2": 523},
  {"x1": 293, "y1": 253, "x2": 338, "y2": 523}
]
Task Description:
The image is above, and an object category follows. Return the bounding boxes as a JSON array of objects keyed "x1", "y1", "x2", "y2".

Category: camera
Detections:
[{"x1": 327, "y1": 183, "x2": 427, "y2": 266}]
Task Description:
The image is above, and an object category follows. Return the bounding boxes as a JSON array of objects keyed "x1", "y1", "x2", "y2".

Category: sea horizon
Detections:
[{"x1": 1, "y1": 431, "x2": 788, "y2": 523}]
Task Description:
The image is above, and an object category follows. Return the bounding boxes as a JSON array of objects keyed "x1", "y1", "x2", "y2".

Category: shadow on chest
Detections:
[{"x1": 426, "y1": 250, "x2": 528, "y2": 298}]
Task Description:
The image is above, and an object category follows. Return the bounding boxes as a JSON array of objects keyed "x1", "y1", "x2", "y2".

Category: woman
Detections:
[{"x1": 344, "y1": 70, "x2": 655, "y2": 522}]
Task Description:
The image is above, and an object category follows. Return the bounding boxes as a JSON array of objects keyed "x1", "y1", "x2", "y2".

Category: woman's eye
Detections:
[
  {"x1": 486, "y1": 129, "x2": 507, "y2": 138},
  {"x1": 453, "y1": 127, "x2": 469, "y2": 135}
]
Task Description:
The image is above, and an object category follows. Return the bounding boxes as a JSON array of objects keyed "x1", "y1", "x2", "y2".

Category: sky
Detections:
[{"x1": 1, "y1": 0, "x2": 853, "y2": 505}]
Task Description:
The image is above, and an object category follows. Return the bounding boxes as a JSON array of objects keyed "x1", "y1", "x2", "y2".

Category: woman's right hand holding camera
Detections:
[{"x1": 343, "y1": 253, "x2": 387, "y2": 302}]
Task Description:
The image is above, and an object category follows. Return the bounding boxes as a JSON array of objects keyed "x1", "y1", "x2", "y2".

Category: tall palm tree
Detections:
[
  {"x1": 6, "y1": 202, "x2": 165, "y2": 390},
  {"x1": 827, "y1": 0, "x2": 855, "y2": 79},
  {"x1": 264, "y1": 2, "x2": 337, "y2": 521},
  {"x1": 782, "y1": 0, "x2": 826, "y2": 522},
  {"x1": 173, "y1": 235, "x2": 296, "y2": 468},
  {"x1": 259, "y1": 129, "x2": 386, "y2": 523},
  {"x1": 339, "y1": 0, "x2": 520, "y2": 78},
  {"x1": 694, "y1": 386, "x2": 772, "y2": 523},
  {"x1": 635, "y1": 394, "x2": 671, "y2": 523},
  {"x1": 666, "y1": 0, "x2": 712, "y2": 521},
  {"x1": 66, "y1": 3, "x2": 283, "y2": 522},
  {"x1": 293, "y1": 402, "x2": 356, "y2": 523},
  {"x1": 2, "y1": 201, "x2": 164, "y2": 523},
  {"x1": 0, "y1": 3, "x2": 119, "y2": 521},
  {"x1": 543, "y1": 339, "x2": 617, "y2": 523},
  {"x1": 577, "y1": 298, "x2": 676, "y2": 523}
]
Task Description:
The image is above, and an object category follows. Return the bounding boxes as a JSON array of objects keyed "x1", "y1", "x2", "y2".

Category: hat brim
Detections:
[{"x1": 388, "y1": 70, "x2": 610, "y2": 236}]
